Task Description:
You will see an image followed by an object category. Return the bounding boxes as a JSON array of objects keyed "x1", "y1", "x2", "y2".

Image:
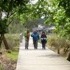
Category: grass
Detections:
[
  {"x1": 6, "y1": 51, "x2": 19, "y2": 61},
  {"x1": 0, "y1": 64, "x2": 4, "y2": 70},
  {"x1": 5, "y1": 33, "x2": 20, "y2": 61}
]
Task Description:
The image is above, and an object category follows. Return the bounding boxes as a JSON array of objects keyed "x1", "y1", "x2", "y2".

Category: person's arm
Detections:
[{"x1": 41, "y1": 35, "x2": 44, "y2": 40}]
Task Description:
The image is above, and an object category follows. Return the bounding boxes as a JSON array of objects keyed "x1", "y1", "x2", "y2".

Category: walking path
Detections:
[{"x1": 16, "y1": 37, "x2": 70, "y2": 70}]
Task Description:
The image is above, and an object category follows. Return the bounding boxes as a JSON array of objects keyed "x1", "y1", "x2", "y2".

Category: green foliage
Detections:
[
  {"x1": 0, "y1": 0, "x2": 29, "y2": 34},
  {"x1": 0, "y1": 0, "x2": 70, "y2": 40},
  {"x1": 0, "y1": 0, "x2": 29, "y2": 12},
  {"x1": 59, "y1": 0, "x2": 70, "y2": 17},
  {"x1": 32, "y1": 0, "x2": 48, "y2": 18},
  {"x1": 6, "y1": 51, "x2": 18, "y2": 61},
  {"x1": 40, "y1": 0, "x2": 70, "y2": 40},
  {"x1": 5, "y1": 34, "x2": 20, "y2": 50},
  {"x1": 48, "y1": 34, "x2": 70, "y2": 54},
  {"x1": 53, "y1": 7, "x2": 70, "y2": 39},
  {"x1": 8, "y1": 23, "x2": 23, "y2": 33},
  {"x1": 0, "y1": 19, "x2": 8, "y2": 34}
]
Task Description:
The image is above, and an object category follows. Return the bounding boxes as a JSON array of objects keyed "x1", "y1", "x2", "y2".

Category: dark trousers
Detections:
[
  {"x1": 33, "y1": 40, "x2": 38, "y2": 49},
  {"x1": 42, "y1": 42, "x2": 46, "y2": 49},
  {"x1": 25, "y1": 40, "x2": 29, "y2": 49}
]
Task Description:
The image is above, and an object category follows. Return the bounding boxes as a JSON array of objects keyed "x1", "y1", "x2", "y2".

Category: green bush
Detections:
[
  {"x1": 48, "y1": 34, "x2": 70, "y2": 54},
  {"x1": 5, "y1": 34, "x2": 20, "y2": 51}
]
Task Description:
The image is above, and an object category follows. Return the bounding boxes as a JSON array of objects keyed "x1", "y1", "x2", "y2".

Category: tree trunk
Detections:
[
  {"x1": 0, "y1": 34, "x2": 9, "y2": 50},
  {"x1": 67, "y1": 53, "x2": 70, "y2": 61},
  {"x1": 0, "y1": 34, "x2": 3, "y2": 47},
  {"x1": 2, "y1": 34, "x2": 9, "y2": 50}
]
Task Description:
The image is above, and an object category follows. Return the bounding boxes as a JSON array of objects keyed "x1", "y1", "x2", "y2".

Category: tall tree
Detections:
[{"x1": 0, "y1": 0, "x2": 29, "y2": 49}]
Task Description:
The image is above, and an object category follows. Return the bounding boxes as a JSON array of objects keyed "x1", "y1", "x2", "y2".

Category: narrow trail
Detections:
[{"x1": 16, "y1": 37, "x2": 70, "y2": 70}]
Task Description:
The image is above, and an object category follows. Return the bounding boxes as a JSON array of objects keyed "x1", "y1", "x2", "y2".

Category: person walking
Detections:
[
  {"x1": 24, "y1": 29, "x2": 30, "y2": 49},
  {"x1": 31, "y1": 31, "x2": 39, "y2": 49},
  {"x1": 41, "y1": 31, "x2": 47, "y2": 49}
]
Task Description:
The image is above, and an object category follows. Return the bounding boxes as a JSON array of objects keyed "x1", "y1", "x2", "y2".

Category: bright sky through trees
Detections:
[
  {"x1": 2, "y1": 12, "x2": 6, "y2": 19},
  {"x1": 30, "y1": 0, "x2": 38, "y2": 4}
]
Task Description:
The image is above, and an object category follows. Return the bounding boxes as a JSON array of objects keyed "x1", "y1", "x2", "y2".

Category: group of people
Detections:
[{"x1": 24, "y1": 29, "x2": 47, "y2": 49}]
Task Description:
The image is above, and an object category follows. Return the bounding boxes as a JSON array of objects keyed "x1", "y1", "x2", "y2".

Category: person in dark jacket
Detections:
[
  {"x1": 31, "y1": 31, "x2": 39, "y2": 49},
  {"x1": 41, "y1": 31, "x2": 47, "y2": 49}
]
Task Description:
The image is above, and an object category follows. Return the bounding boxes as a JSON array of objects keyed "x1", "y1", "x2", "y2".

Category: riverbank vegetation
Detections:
[{"x1": 0, "y1": 34, "x2": 20, "y2": 70}]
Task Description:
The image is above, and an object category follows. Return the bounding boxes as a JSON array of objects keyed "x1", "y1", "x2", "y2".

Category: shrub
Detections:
[
  {"x1": 5, "y1": 34, "x2": 20, "y2": 51},
  {"x1": 47, "y1": 34, "x2": 70, "y2": 54}
]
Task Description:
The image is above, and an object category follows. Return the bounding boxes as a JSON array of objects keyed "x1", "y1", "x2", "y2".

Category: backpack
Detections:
[{"x1": 31, "y1": 33, "x2": 39, "y2": 41}]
